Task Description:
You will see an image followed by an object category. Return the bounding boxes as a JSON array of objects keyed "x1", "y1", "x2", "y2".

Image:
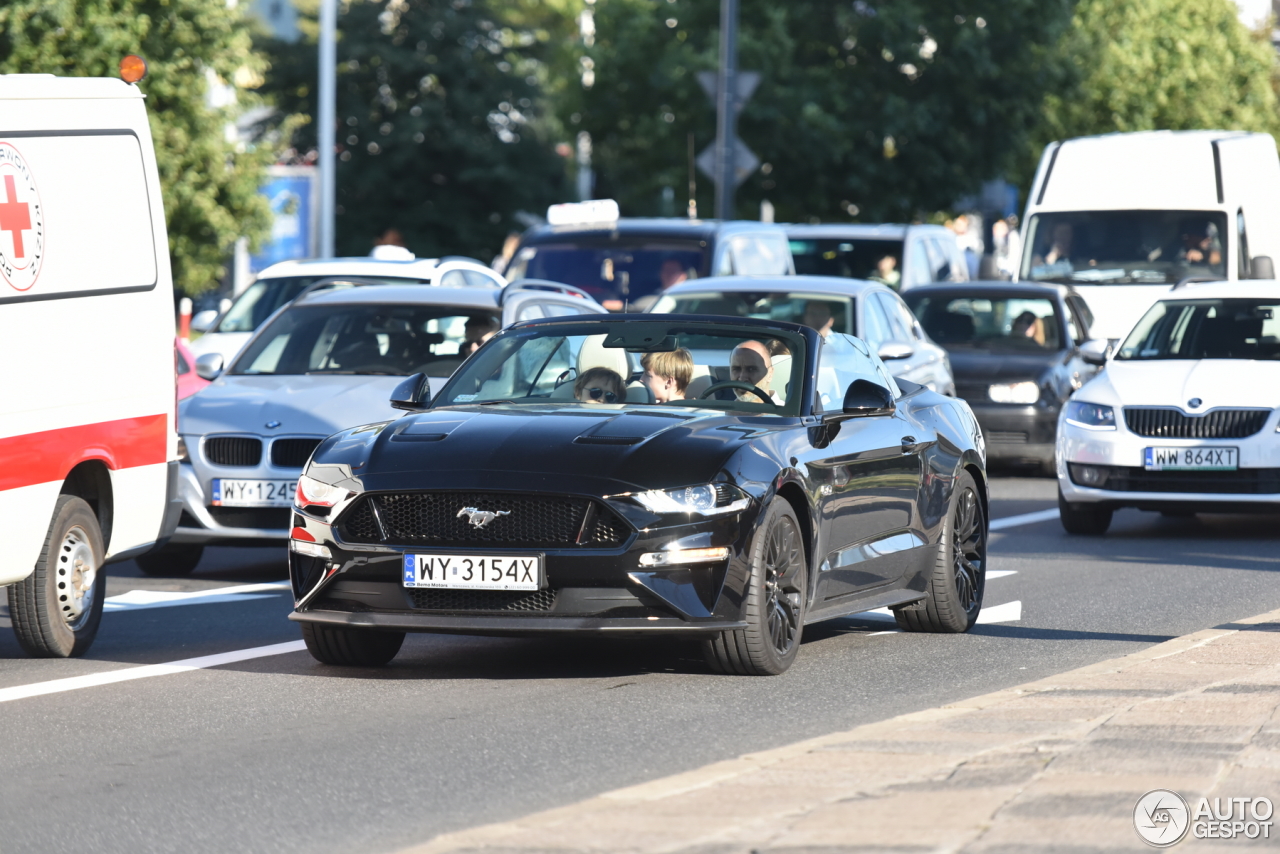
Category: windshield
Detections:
[
  {"x1": 231, "y1": 303, "x2": 500, "y2": 376},
  {"x1": 1021, "y1": 211, "x2": 1228, "y2": 285},
  {"x1": 504, "y1": 239, "x2": 705, "y2": 309},
  {"x1": 789, "y1": 237, "x2": 903, "y2": 284},
  {"x1": 435, "y1": 321, "x2": 806, "y2": 416},
  {"x1": 907, "y1": 296, "x2": 1062, "y2": 351},
  {"x1": 652, "y1": 291, "x2": 854, "y2": 337},
  {"x1": 1117, "y1": 298, "x2": 1280, "y2": 361},
  {"x1": 216, "y1": 275, "x2": 431, "y2": 333}
]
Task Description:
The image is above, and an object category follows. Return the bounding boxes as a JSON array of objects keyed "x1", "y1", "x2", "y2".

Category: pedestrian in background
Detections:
[{"x1": 992, "y1": 215, "x2": 1021, "y2": 279}]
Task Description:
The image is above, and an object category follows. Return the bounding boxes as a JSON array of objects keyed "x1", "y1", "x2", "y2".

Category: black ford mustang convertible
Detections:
[{"x1": 288, "y1": 315, "x2": 989, "y2": 675}]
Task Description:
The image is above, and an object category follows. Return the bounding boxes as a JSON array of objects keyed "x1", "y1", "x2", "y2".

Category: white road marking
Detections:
[
  {"x1": 0, "y1": 641, "x2": 307, "y2": 704},
  {"x1": 104, "y1": 583, "x2": 290, "y2": 612},
  {"x1": 986, "y1": 570, "x2": 1018, "y2": 580},
  {"x1": 990, "y1": 508, "x2": 1059, "y2": 531},
  {"x1": 976, "y1": 600, "x2": 1022, "y2": 624}
]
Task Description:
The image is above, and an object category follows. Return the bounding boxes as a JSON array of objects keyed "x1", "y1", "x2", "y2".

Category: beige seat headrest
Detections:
[{"x1": 577, "y1": 334, "x2": 632, "y2": 378}]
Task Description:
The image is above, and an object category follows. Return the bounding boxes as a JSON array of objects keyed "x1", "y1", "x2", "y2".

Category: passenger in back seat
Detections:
[{"x1": 641, "y1": 348, "x2": 694, "y2": 403}]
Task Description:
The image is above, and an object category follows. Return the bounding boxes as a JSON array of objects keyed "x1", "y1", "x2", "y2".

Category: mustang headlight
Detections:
[
  {"x1": 988, "y1": 381, "x2": 1040, "y2": 404},
  {"x1": 624, "y1": 483, "x2": 750, "y2": 517},
  {"x1": 295, "y1": 474, "x2": 345, "y2": 508},
  {"x1": 1064, "y1": 400, "x2": 1116, "y2": 431}
]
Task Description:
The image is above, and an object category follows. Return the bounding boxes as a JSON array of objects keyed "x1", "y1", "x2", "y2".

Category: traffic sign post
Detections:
[{"x1": 703, "y1": 0, "x2": 760, "y2": 219}]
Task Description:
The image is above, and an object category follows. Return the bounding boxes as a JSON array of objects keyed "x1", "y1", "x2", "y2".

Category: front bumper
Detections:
[
  {"x1": 969, "y1": 402, "x2": 1058, "y2": 466},
  {"x1": 169, "y1": 461, "x2": 293, "y2": 545},
  {"x1": 1058, "y1": 417, "x2": 1280, "y2": 508},
  {"x1": 288, "y1": 506, "x2": 758, "y2": 636}
]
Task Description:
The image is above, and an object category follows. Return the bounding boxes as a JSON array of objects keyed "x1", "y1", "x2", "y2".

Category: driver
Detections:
[
  {"x1": 641, "y1": 348, "x2": 693, "y2": 403},
  {"x1": 729, "y1": 340, "x2": 782, "y2": 404}
]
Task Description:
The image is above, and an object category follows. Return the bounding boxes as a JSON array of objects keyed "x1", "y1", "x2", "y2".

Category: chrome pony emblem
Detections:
[{"x1": 457, "y1": 507, "x2": 511, "y2": 529}]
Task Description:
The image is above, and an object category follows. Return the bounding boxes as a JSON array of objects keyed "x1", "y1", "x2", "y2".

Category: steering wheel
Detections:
[
  {"x1": 553, "y1": 368, "x2": 577, "y2": 389},
  {"x1": 698, "y1": 381, "x2": 776, "y2": 406}
]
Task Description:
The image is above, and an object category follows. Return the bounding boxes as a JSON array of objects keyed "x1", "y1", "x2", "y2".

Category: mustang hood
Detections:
[
  {"x1": 1100, "y1": 360, "x2": 1280, "y2": 410},
  {"x1": 317, "y1": 405, "x2": 762, "y2": 494},
  {"x1": 946, "y1": 349, "x2": 1062, "y2": 382},
  {"x1": 179, "y1": 374, "x2": 411, "y2": 438}
]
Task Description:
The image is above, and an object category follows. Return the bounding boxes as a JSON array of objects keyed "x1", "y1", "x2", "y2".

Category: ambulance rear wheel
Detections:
[
  {"x1": 9, "y1": 496, "x2": 106, "y2": 658},
  {"x1": 135, "y1": 543, "x2": 204, "y2": 577}
]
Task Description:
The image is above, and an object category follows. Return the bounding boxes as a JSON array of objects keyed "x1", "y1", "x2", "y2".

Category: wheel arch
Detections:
[
  {"x1": 773, "y1": 480, "x2": 814, "y2": 582},
  {"x1": 962, "y1": 459, "x2": 989, "y2": 525},
  {"x1": 60, "y1": 461, "x2": 114, "y2": 550}
]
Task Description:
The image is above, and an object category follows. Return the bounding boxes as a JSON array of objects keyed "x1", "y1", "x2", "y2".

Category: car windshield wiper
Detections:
[{"x1": 305, "y1": 370, "x2": 399, "y2": 375}]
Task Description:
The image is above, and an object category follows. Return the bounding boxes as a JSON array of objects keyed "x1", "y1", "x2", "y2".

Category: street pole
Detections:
[
  {"x1": 318, "y1": 0, "x2": 336, "y2": 258},
  {"x1": 713, "y1": 0, "x2": 738, "y2": 220}
]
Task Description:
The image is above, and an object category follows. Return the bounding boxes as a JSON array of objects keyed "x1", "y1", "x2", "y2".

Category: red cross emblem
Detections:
[{"x1": 0, "y1": 141, "x2": 44, "y2": 292}]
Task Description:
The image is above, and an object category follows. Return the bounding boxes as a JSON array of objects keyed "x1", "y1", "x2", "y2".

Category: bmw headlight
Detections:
[
  {"x1": 1064, "y1": 400, "x2": 1116, "y2": 430},
  {"x1": 988, "y1": 381, "x2": 1040, "y2": 404},
  {"x1": 621, "y1": 483, "x2": 750, "y2": 517}
]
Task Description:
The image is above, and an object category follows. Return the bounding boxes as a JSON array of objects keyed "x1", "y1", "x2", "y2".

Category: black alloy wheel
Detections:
[
  {"x1": 896, "y1": 469, "x2": 986, "y2": 633},
  {"x1": 703, "y1": 499, "x2": 806, "y2": 675}
]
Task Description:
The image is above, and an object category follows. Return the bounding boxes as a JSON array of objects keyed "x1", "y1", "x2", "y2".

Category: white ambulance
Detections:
[{"x1": 0, "y1": 73, "x2": 180, "y2": 657}]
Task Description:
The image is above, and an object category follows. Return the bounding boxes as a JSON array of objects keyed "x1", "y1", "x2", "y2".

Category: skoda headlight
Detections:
[
  {"x1": 625, "y1": 483, "x2": 750, "y2": 517},
  {"x1": 1064, "y1": 400, "x2": 1116, "y2": 431},
  {"x1": 988, "y1": 381, "x2": 1040, "y2": 404}
]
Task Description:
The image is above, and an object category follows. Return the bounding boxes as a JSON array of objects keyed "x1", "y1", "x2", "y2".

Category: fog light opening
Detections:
[
  {"x1": 291, "y1": 539, "x2": 332, "y2": 560},
  {"x1": 638, "y1": 547, "x2": 730, "y2": 567},
  {"x1": 1072, "y1": 464, "x2": 1109, "y2": 487}
]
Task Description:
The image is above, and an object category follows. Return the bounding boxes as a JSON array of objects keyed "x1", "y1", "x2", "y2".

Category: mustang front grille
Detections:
[
  {"x1": 205, "y1": 436, "x2": 263, "y2": 467},
  {"x1": 408, "y1": 588, "x2": 558, "y2": 612},
  {"x1": 337, "y1": 492, "x2": 631, "y2": 548},
  {"x1": 271, "y1": 438, "x2": 323, "y2": 469},
  {"x1": 1123, "y1": 407, "x2": 1270, "y2": 439}
]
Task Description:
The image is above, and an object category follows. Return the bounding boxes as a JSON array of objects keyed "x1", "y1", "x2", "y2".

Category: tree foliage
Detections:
[
  {"x1": 568, "y1": 0, "x2": 1075, "y2": 223},
  {"x1": 0, "y1": 0, "x2": 275, "y2": 296},
  {"x1": 263, "y1": 0, "x2": 570, "y2": 259},
  {"x1": 1040, "y1": 0, "x2": 1280, "y2": 142}
]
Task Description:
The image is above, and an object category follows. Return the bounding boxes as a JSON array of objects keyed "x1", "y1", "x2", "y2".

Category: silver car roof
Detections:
[
  {"x1": 661, "y1": 275, "x2": 893, "y2": 298},
  {"x1": 295, "y1": 285, "x2": 502, "y2": 308}
]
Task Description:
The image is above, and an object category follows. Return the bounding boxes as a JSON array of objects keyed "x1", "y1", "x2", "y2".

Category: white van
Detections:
[
  {"x1": 0, "y1": 75, "x2": 179, "y2": 656},
  {"x1": 1018, "y1": 131, "x2": 1280, "y2": 339}
]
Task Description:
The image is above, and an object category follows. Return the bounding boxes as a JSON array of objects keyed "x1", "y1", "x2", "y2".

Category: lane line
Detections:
[
  {"x1": 104, "y1": 583, "x2": 290, "y2": 612},
  {"x1": 990, "y1": 508, "x2": 1059, "y2": 531},
  {"x1": 0, "y1": 641, "x2": 307, "y2": 704},
  {"x1": 986, "y1": 570, "x2": 1018, "y2": 580}
]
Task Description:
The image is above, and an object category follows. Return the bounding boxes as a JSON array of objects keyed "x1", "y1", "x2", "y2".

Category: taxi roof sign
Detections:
[{"x1": 546, "y1": 199, "x2": 619, "y2": 227}]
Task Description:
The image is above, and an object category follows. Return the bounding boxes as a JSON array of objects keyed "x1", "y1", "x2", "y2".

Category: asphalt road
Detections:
[{"x1": 2, "y1": 475, "x2": 1279, "y2": 854}]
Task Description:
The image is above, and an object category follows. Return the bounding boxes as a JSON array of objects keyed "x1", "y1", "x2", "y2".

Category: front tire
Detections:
[
  {"x1": 135, "y1": 543, "x2": 205, "y2": 577},
  {"x1": 301, "y1": 622, "x2": 405, "y2": 667},
  {"x1": 896, "y1": 470, "x2": 986, "y2": 633},
  {"x1": 1058, "y1": 488, "x2": 1112, "y2": 535},
  {"x1": 9, "y1": 495, "x2": 106, "y2": 658},
  {"x1": 703, "y1": 499, "x2": 806, "y2": 675}
]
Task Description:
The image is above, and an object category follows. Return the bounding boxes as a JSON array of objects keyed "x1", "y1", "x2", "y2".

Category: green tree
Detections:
[
  {"x1": 262, "y1": 0, "x2": 571, "y2": 259},
  {"x1": 568, "y1": 0, "x2": 1075, "y2": 223},
  {"x1": 0, "y1": 0, "x2": 276, "y2": 296},
  {"x1": 1040, "y1": 0, "x2": 1280, "y2": 142}
]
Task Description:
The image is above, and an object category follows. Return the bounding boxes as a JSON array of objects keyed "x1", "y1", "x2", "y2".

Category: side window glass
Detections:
[
  {"x1": 815, "y1": 332, "x2": 899, "y2": 411},
  {"x1": 926, "y1": 239, "x2": 953, "y2": 281},
  {"x1": 714, "y1": 246, "x2": 734, "y2": 276},
  {"x1": 1070, "y1": 296, "x2": 1094, "y2": 331},
  {"x1": 542, "y1": 302, "x2": 584, "y2": 317},
  {"x1": 1064, "y1": 301, "x2": 1084, "y2": 344},
  {"x1": 908, "y1": 239, "x2": 932, "y2": 286},
  {"x1": 1238, "y1": 210, "x2": 1251, "y2": 279},
  {"x1": 464, "y1": 269, "x2": 501, "y2": 288},
  {"x1": 516, "y1": 303, "x2": 545, "y2": 322},
  {"x1": 437, "y1": 269, "x2": 469, "y2": 288},
  {"x1": 728, "y1": 234, "x2": 790, "y2": 275},
  {"x1": 876, "y1": 293, "x2": 913, "y2": 341},
  {"x1": 861, "y1": 294, "x2": 892, "y2": 345}
]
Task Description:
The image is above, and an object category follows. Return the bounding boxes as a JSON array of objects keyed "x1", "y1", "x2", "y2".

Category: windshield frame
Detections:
[
  {"x1": 430, "y1": 317, "x2": 817, "y2": 417},
  {"x1": 1020, "y1": 209, "x2": 1230, "y2": 286}
]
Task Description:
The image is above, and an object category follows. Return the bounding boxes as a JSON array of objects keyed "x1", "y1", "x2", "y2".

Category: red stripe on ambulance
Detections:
[{"x1": 0, "y1": 414, "x2": 168, "y2": 491}]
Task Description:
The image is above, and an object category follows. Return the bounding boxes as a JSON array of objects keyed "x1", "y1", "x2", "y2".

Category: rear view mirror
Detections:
[
  {"x1": 877, "y1": 341, "x2": 915, "y2": 361},
  {"x1": 390, "y1": 372, "x2": 431, "y2": 411},
  {"x1": 1079, "y1": 338, "x2": 1110, "y2": 366},
  {"x1": 1251, "y1": 255, "x2": 1275, "y2": 280},
  {"x1": 824, "y1": 379, "x2": 896, "y2": 423},
  {"x1": 190, "y1": 310, "x2": 219, "y2": 334},
  {"x1": 194, "y1": 352, "x2": 224, "y2": 381}
]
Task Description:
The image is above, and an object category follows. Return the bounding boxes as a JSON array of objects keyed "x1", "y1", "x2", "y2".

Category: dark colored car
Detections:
[
  {"x1": 903, "y1": 282, "x2": 1099, "y2": 473},
  {"x1": 288, "y1": 315, "x2": 989, "y2": 675},
  {"x1": 504, "y1": 216, "x2": 794, "y2": 311}
]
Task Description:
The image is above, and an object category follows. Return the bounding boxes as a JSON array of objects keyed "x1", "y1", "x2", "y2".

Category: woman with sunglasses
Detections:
[{"x1": 574, "y1": 367, "x2": 626, "y2": 404}]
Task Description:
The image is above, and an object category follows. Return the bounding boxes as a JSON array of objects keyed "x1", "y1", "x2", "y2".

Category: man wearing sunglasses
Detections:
[{"x1": 574, "y1": 367, "x2": 626, "y2": 404}]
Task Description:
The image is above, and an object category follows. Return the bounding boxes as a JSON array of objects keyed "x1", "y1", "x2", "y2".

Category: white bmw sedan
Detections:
[{"x1": 1057, "y1": 283, "x2": 1280, "y2": 534}]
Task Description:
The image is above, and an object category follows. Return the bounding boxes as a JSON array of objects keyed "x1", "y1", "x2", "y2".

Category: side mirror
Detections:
[
  {"x1": 190, "y1": 309, "x2": 219, "y2": 334},
  {"x1": 194, "y1": 352, "x2": 224, "y2": 381},
  {"x1": 1251, "y1": 255, "x2": 1275, "y2": 280},
  {"x1": 824, "y1": 379, "x2": 896, "y2": 422},
  {"x1": 390, "y1": 372, "x2": 431, "y2": 411},
  {"x1": 1079, "y1": 338, "x2": 1110, "y2": 366},
  {"x1": 877, "y1": 340, "x2": 915, "y2": 361}
]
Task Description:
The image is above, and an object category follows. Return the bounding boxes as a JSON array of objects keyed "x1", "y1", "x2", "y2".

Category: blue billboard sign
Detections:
[{"x1": 249, "y1": 166, "x2": 316, "y2": 273}]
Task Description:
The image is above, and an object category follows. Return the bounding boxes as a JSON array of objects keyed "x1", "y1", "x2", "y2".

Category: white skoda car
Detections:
[{"x1": 1057, "y1": 283, "x2": 1280, "y2": 534}]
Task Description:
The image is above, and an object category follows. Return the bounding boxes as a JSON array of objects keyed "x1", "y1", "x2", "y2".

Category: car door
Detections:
[{"x1": 801, "y1": 333, "x2": 930, "y2": 604}]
